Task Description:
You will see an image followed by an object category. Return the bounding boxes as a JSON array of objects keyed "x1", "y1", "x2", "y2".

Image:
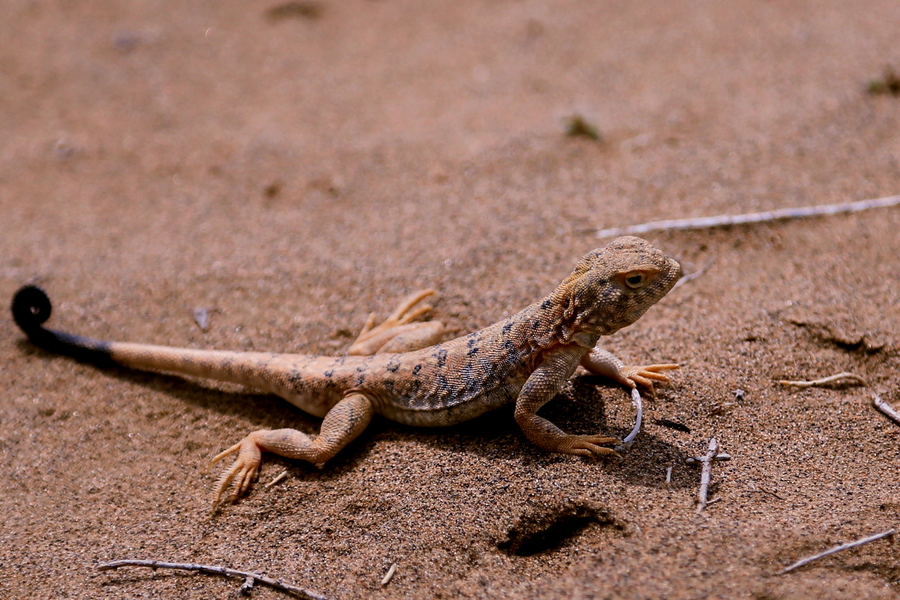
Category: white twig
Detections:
[
  {"x1": 265, "y1": 469, "x2": 290, "y2": 489},
  {"x1": 97, "y1": 559, "x2": 328, "y2": 599},
  {"x1": 777, "y1": 372, "x2": 900, "y2": 429},
  {"x1": 873, "y1": 392, "x2": 900, "y2": 426},
  {"x1": 240, "y1": 576, "x2": 257, "y2": 594},
  {"x1": 685, "y1": 453, "x2": 731, "y2": 464},
  {"x1": 616, "y1": 387, "x2": 643, "y2": 451},
  {"x1": 380, "y1": 563, "x2": 398, "y2": 586},
  {"x1": 777, "y1": 372, "x2": 868, "y2": 388},
  {"x1": 696, "y1": 438, "x2": 717, "y2": 513},
  {"x1": 687, "y1": 438, "x2": 730, "y2": 513},
  {"x1": 665, "y1": 466, "x2": 673, "y2": 485},
  {"x1": 592, "y1": 194, "x2": 900, "y2": 238},
  {"x1": 778, "y1": 529, "x2": 896, "y2": 575},
  {"x1": 671, "y1": 256, "x2": 715, "y2": 290}
]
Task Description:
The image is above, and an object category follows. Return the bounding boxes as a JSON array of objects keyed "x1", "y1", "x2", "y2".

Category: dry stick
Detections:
[
  {"x1": 671, "y1": 256, "x2": 716, "y2": 291},
  {"x1": 686, "y1": 438, "x2": 731, "y2": 513},
  {"x1": 265, "y1": 469, "x2": 290, "y2": 489},
  {"x1": 695, "y1": 438, "x2": 716, "y2": 513},
  {"x1": 591, "y1": 194, "x2": 900, "y2": 238},
  {"x1": 380, "y1": 563, "x2": 398, "y2": 586},
  {"x1": 97, "y1": 559, "x2": 329, "y2": 600},
  {"x1": 778, "y1": 529, "x2": 896, "y2": 575},
  {"x1": 777, "y1": 372, "x2": 900, "y2": 428},
  {"x1": 873, "y1": 392, "x2": 900, "y2": 426},
  {"x1": 777, "y1": 372, "x2": 868, "y2": 388}
]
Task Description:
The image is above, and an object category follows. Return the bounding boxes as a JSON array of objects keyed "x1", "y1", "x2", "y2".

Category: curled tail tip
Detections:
[{"x1": 12, "y1": 285, "x2": 53, "y2": 333}]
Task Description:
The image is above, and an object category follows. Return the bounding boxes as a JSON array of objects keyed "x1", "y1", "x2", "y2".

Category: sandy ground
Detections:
[{"x1": 3, "y1": 1, "x2": 900, "y2": 598}]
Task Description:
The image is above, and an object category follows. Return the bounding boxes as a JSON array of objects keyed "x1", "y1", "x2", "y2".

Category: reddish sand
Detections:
[{"x1": 2, "y1": 1, "x2": 900, "y2": 598}]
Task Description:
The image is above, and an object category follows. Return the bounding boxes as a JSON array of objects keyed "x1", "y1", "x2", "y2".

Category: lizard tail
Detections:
[
  {"x1": 12, "y1": 285, "x2": 294, "y2": 391},
  {"x1": 12, "y1": 285, "x2": 116, "y2": 367}
]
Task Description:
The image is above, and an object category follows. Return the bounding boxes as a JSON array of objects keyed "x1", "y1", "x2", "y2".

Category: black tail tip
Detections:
[{"x1": 12, "y1": 285, "x2": 53, "y2": 332}]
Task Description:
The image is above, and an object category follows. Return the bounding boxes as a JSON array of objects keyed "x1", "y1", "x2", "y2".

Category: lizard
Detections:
[{"x1": 11, "y1": 236, "x2": 682, "y2": 508}]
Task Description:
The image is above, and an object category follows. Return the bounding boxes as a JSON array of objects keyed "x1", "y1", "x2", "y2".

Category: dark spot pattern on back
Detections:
[
  {"x1": 434, "y1": 348, "x2": 448, "y2": 368},
  {"x1": 412, "y1": 364, "x2": 422, "y2": 376},
  {"x1": 436, "y1": 373, "x2": 451, "y2": 394}
]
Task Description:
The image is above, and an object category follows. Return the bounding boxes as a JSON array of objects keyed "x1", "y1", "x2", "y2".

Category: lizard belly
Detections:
[{"x1": 373, "y1": 373, "x2": 528, "y2": 427}]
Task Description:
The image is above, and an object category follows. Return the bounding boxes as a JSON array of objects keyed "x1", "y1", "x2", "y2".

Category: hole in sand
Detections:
[{"x1": 497, "y1": 501, "x2": 621, "y2": 556}]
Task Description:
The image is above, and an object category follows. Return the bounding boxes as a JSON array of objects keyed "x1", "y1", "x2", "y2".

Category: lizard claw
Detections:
[
  {"x1": 621, "y1": 363, "x2": 679, "y2": 395},
  {"x1": 209, "y1": 433, "x2": 264, "y2": 509},
  {"x1": 562, "y1": 434, "x2": 621, "y2": 459}
]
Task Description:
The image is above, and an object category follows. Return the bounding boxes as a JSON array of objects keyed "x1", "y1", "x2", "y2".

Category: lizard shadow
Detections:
[
  {"x1": 17, "y1": 341, "x2": 692, "y2": 490},
  {"x1": 357, "y1": 375, "x2": 694, "y2": 490}
]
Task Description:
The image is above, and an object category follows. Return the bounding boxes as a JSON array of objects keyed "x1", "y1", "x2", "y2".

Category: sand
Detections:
[{"x1": 2, "y1": 1, "x2": 900, "y2": 598}]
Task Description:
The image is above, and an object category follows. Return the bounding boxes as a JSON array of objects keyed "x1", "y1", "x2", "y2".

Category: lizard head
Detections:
[{"x1": 559, "y1": 236, "x2": 682, "y2": 338}]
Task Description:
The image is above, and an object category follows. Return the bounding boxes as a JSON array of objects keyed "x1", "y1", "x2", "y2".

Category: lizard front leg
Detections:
[
  {"x1": 580, "y1": 347, "x2": 678, "y2": 393},
  {"x1": 514, "y1": 345, "x2": 619, "y2": 458},
  {"x1": 209, "y1": 392, "x2": 374, "y2": 508}
]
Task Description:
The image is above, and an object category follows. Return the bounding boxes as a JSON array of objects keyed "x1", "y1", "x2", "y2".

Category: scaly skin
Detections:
[{"x1": 11, "y1": 236, "x2": 682, "y2": 508}]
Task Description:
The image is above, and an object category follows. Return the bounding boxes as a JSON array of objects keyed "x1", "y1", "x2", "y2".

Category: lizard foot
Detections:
[
  {"x1": 621, "y1": 364, "x2": 680, "y2": 396},
  {"x1": 349, "y1": 289, "x2": 444, "y2": 355},
  {"x1": 580, "y1": 348, "x2": 679, "y2": 395},
  {"x1": 558, "y1": 434, "x2": 622, "y2": 459},
  {"x1": 208, "y1": 431, "x2": 266, "y2": 509}
]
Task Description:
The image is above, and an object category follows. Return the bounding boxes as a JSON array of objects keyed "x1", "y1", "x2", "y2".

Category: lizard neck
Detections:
[{"x1": 515, "y1": 286, "x2": 590, "y2": 350}]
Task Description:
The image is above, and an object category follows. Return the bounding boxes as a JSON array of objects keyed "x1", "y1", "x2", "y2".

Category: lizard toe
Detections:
[
  {"x1": 623, "y1": 364, "x2": 679, "y2": 388},
  {"x1": 580, "y1": 443, "x2": 621, "y2": 459},
  {"x1": 563, "y1": 435, "x2": 621, "y2": 459},
  {"x1": 210, "y1": 434, "x2": 263, "y2": 508}
]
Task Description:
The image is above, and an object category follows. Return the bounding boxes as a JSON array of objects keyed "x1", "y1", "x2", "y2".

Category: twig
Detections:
[
  {"x1": 747, "y1": 485, "x2": 784, "y2": 500},
  {"x1": 616, "y1": 387, "x2": 643, "y2": 451},
  {"x1": 380, "y1": 563, "x2": 398, "y2": 586},
  {"x1": 873, "y1": 392, "x2": 900, "y2": 427},
  {"x1": 671, "y1": 256, "x2": 716, "y2": 290},
  {"x1": 778, "y1": 529, "x2": 896, "y2": 575},
  {"x1": 686, "y1": 438, "x2": 730, "y2": 513},
  {"x1": 265, "y1": 469, "x2": 290, "y2": 489},
  {"x1": 590, "y1": 194, "x2": 900, "y2": 238},
  {"x1": 665, "y1": 466, "x2": 673, "y2": 485},
  {"x1": 97, "y1": 559, "x2": 329, "y2": 599},
  {"x1": 777, "y1": 372, "x2": 868, "y2": 388},
  {"x1": 694, "y1": 438, "x2": 717, "y2": 513},
  {"x1": 777, "y1": 372, "x2": 900, "y2": 429}
]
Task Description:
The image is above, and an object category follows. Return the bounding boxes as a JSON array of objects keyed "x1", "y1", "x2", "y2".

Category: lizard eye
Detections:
[{"x1": 623, "y1": 271, "x2": 648, "y2": 289}]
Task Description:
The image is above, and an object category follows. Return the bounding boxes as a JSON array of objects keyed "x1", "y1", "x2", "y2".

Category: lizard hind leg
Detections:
[
  {"x1": 209, "y1": 392, "x2": 375, "y2": 508},
  {"x1": 348, "y1": 289, "x2": 445, "y2": 355}
]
